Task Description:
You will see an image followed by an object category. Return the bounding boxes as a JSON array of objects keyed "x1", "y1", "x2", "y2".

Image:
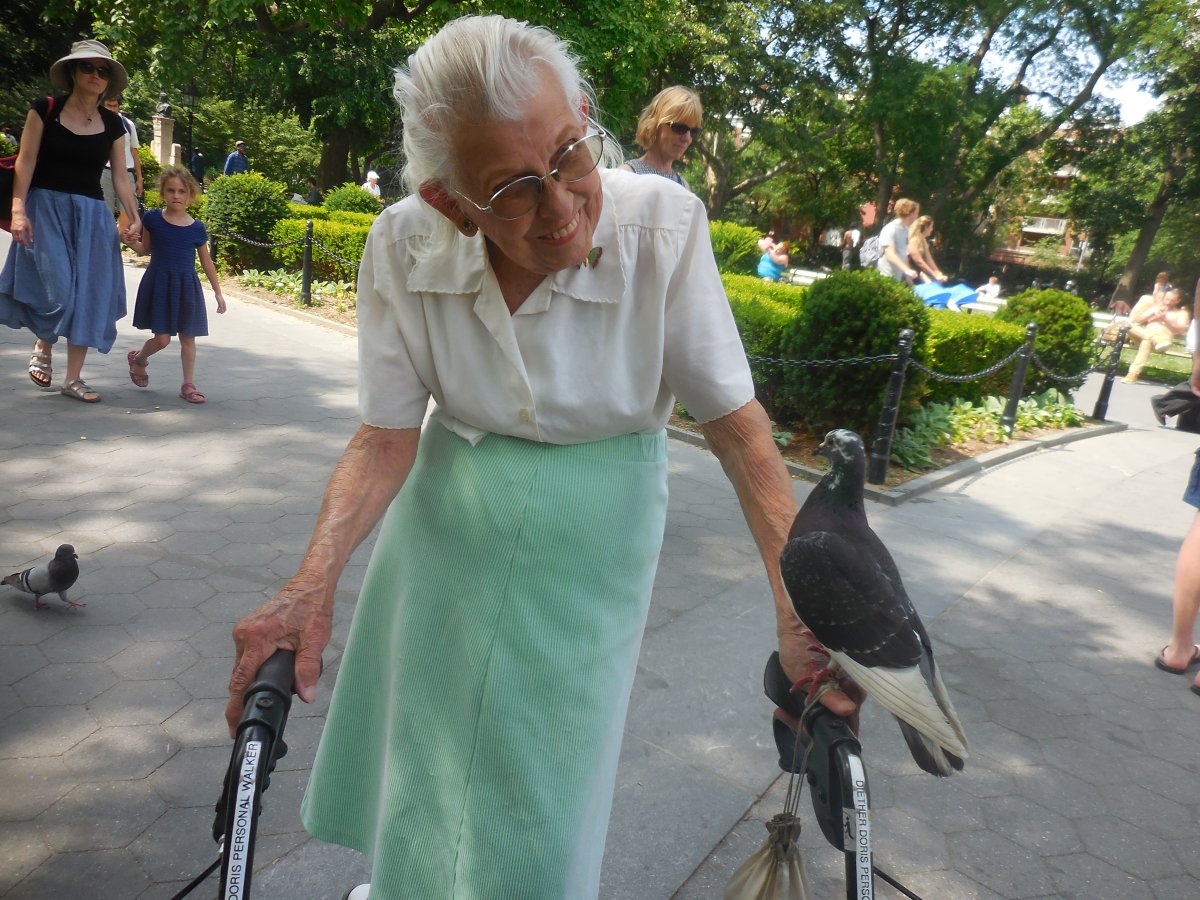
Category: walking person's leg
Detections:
[{"x1": 178, "y1": 336, "x2": 205, "y2": 403}]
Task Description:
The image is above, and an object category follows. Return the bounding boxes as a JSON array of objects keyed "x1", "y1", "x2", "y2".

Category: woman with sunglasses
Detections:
[
  {"x1": 226, "y1": 16, "x2": 856, "y2": 900},
  {"x1": 622, "y1": 85, "x2": 703, "y2": 189},
  {"x1": 0, "y1": 40, "x2": 140, "y2": 403}
]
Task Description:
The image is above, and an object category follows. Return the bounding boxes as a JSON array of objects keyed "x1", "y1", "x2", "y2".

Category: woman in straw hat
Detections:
[{"x1": 0, "y1": 39, "x2": 141, "y2": 402}]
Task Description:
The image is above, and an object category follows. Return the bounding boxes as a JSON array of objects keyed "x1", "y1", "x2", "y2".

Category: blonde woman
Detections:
[
  {"x1": 622, "y1": 85, "x2": 701, "y2": 189},
  {"x1": 907, "y1": 215, "x2": 947, "y2": 283}
]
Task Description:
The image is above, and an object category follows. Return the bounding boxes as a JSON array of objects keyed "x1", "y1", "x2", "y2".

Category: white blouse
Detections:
[{"x1": 357, "y1": 168, "x2": 754, "y2": 445}]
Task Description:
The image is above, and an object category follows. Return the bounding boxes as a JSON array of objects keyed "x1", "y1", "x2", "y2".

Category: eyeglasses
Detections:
[
  {"x1": 76, "y1": 61, "x2": 112, "y2": 80},
  {"x1": 668, "y1": 122, "x2": 701, "y2": 139},
  {"x1": 454, "y1": 131, "x2": 606, "y2": 221}
]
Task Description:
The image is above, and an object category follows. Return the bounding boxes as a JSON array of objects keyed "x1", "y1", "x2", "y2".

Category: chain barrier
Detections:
[
  {"x1": 309, "y1": 237, "x2": 359, "y2": 270},
  {"x1": 211, "y1": 230, "x2": 306, "y2": 250},
  {"x1": 907, "y1": 345, "x2": 1025, "y2": 383},
  {"x1": 1031, "y1": 349, "x2": 1094, "y2": 386},
  {"x1": 746, "y1": 353, "x2": 897, "y2": 368}
]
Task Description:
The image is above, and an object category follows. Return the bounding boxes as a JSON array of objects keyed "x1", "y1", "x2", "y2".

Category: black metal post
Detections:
[
  {"x1": 1001, "y1": 323, "x2": 1038, "y2": 436},
  {"x1": 1092, "y1": 325, "x2": 1130, "y2": 421},
  {"x1": 867, "y1": 328, "x2": 914, "y2": 485},
  {"x1": 300, "y1": 220, "x2": 314, "y2": 307}
]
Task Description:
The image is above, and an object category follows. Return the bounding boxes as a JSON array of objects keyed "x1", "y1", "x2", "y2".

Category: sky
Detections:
[{"x1": 1099, "y1": 79, "x2": 1161, "y2": 125}]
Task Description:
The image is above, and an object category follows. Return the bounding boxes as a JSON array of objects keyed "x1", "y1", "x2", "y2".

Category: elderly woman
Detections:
[
  {"x1": 621, "y1": 85, "x2": 702, "y2": 188},
  {"x1": 907, "y1": 214, "x2": 947, "y2": 283},
  {"x1": 226, "y1": 16, "x2": 853, "y2": 900},
  {"x1": 0, "y1": 40, "x2": 140, "y2": 402},
  {"x1": 1123, "y1": 286, "x2": 1190, "y2": 383}
]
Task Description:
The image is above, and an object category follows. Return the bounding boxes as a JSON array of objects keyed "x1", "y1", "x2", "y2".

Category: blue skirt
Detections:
[
  {"x1": 301, "y1": 416, "x2": 669, "y2": 900},
  {"x1": 0, "y1": 188, "x2": 126, "y2": 352}
]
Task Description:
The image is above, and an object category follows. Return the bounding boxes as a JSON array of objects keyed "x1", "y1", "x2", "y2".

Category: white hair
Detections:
[{"x1": 393, "y1": 15, "x2": 622, "y2": 230}]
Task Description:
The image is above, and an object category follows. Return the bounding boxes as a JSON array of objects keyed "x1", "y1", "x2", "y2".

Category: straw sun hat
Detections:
[{"x1": 49, "y1": 40, "x2": 129, "y2": 96}]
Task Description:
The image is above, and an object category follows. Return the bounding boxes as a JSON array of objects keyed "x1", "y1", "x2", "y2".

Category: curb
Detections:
[
  {"x1": 224, "y1": 287, "x2": 359, "y2": 338},
  {"x1": 666, "y1": 419, "x2": 1128, "y2": 507}
]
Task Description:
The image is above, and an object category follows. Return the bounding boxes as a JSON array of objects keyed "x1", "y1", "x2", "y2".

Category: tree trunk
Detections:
[
  {"x1": 317, "y1": 133, "x2": 351, "y2": 191},
  {"x1": 1109, "y1": 154, "x2": 1183, "y2": 306}
]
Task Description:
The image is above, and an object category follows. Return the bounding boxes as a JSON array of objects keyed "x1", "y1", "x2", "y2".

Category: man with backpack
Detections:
[{"x1": 862, "y1": 198, "x2": 920, "y2": 283}]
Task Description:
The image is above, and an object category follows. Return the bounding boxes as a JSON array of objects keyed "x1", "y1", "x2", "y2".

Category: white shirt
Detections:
[
  {"x1": 876, "y1": 219, "x2": 909, "y2": 280},
  {"x1": 1186, "y1": 317, "x2": 1198, "y2": 354},
  {"x1": 362, "y1": 180, "x2": 381, "y2": 198},
  {"x1": 105, "y1": 114, "x2": 139, "y2": 170},
  {"x1": 977, "y1": 282, "x2": 1001, "y2": 299},
  {"x1": 357, "y1": 168, "x2": 754, "y2": 445}
]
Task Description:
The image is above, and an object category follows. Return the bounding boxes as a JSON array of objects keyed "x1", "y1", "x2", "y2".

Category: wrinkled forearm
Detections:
[{"x1": 699, "y1": 399, "x2": 801, "y2": 630}]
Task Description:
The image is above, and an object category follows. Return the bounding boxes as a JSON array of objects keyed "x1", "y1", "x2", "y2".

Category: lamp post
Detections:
[{"x1": 181, "y1": 81, "x2": 201, "y2": 160}]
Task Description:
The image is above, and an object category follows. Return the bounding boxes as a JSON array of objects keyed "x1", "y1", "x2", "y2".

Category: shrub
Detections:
[
  {"x1": 141, "y1": 190, "x2": 204, "y2": 220},
  {"x1": 323, "y1": 182, "x2": 385, "y2": 214},
  {"x1": 776, "y1": 270, "x2": 928, "y2": 437},
  {"x1": 286, "y1": 203, "x2": 329, "y2": 221},
  {"x1": 138, "y1": 145, "x2": 161, "y2": 187},
  {"x1": 722, "y1": 273, "x2": 805, "y2": 416},
  {"x1": 329, "y1": 210, "x2": 379, "y2": 227},
  {"x1": 203, "y1": 173, "x2": 290, "y2": 271},
  {"x1": 270, "y1": 218, "x2": 369, "y2": 281},
  {"x1": 0, "y1": 134, "x2": 16, "y2": 156},
  {"x1": 993, "y1": 288, "x2": 1094, "y2": 394},
  {"x1": 921, "y1": 309, "x2": 1025, "y2": 405},
  {"x1": 710, "y1": 220, "x2": 763, "y2": 275}
]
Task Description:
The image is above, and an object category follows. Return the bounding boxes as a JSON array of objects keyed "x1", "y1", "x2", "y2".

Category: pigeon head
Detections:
[
  {"x1": 817, "y1": 429, "x2": 865, "y2": 469},
  {"x1": 55, "y1": 545, "x2": 78, "y2": 561}
]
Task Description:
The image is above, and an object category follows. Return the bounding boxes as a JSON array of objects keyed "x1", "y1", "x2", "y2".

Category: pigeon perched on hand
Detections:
[
  {"x1": 780, "y1": 430, "x2": 967, "y2": 776},
  {"x1": 4, "y1": 544, "x2": 82, "y2": 609}
]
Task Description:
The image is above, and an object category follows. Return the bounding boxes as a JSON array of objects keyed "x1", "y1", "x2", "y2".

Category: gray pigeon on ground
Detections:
[
  {"x1": 3, "y1": 544, "x2": 82, "y2": 609},
  {"x1": 780, "y1": 429, "x2": 967, "y2": 776}
]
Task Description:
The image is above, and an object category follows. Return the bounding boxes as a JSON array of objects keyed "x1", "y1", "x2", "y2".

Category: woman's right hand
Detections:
[
  {"x1": 10, "y1": 211, "x2": 32, "y2": 247},
  {"x1": 225, "y1": 574, "x2": 334, "y2": 736}
]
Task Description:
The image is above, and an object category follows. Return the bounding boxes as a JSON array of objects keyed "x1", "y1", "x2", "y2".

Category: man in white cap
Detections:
[{"x1": 223, "y1": 140, "x2": 249, "y2": 176}]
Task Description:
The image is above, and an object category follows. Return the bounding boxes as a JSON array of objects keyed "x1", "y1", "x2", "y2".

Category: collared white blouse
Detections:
[{"x1": 357, "y1": 168, "x2": 753, "y2": 445}]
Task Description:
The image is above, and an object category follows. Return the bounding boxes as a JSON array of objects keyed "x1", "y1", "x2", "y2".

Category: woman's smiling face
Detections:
[{"x1": 447, "y1": 75, "x2": 602, "y2": 281}]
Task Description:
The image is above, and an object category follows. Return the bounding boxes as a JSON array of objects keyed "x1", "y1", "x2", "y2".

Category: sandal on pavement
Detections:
[
  {"x1": 127, "y1": 350, "x2": 149, "y2": 387},
  {"x1": 179, "y1": 382, "x2": 206, "y2": 404},
  {"x1": 28, "y1": 350, "x2": 52, "y2": 388},
  {"x1": 61, "y1": 379, "x2": 100, "y2": 403}
]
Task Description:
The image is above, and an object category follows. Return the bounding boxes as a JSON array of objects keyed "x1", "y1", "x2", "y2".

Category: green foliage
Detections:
[
  {"x1": 189, "y1": 99, "x2": 321, "y2": 190},
  {"x1": 141, "y1": 190, "x2": 204, "y2": 220},
  {"x1": 286, "y1": 203, "x2": 330, "y2": 221},
  {"x1": 202, "y1": 173, "x2": 290, "y2": 271},
  {"x1": 921, "y1": 309, "x2": 1025, "y2": 405},
  {"x1": 323, "y1": 183, "x2": 385, "y2": 214},
  {"x1": 138, "y1": 146, "x2": 161, "y2": 187},
  {"x1": 0, "y1": 134, "x2": 16, "y2": 156},
  {"x1": 237, "y1": 269, "x2": 356, "y2": 308},
  {"x1": 328, "y1": 210, "x2": 379, "y2": 227},
  {"x1": 994, "y1": 289, "x2": 1095, "y2": 394},
  {"x1": 721, "y1": 273, "x2": 805, "y2": 416},
  {"x1": 890, "y1": 390, "x2": 1085, "y2": 472},
  {"x1": 777, "y1": 270, "x2": 928, "y2": 437},
  {"x1": 269, "y1": 218, "x2": 368, "y2": 281},
  {"x1": 709, "y1": 220, "x2": 763, "y2": 275}
]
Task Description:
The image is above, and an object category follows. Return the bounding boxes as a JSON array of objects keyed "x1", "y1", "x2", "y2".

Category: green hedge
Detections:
[
  {"x1": 329, "y1": 210, "x2": 379, "y2": 227},
  {"x1": 994, "y1": 288, "x2": 1094, "y2": 394},
  {"x1": 323, "y1": 182, "x2": 384, "y2": 214},
  {"x1": 777, "y1": 270, "x2": 929, "y2": 437},
  {"x1": 920, "y1": 310, "x2": 1025, "y2": 405},
  {"x1": 723, "y1": 273, "x2": 805, "y2": 415},
  {"x1": 203, "y1": 173, "x2": 290, "y2": 271},
  {"x1": 710, "y1": 220, "x2": 762, "y2": 276},
  {"x1": 285, "y1": 203, "x2": 330, "y2": 221},
  {"x1": 142, "y1": 190, "x2": 205, "y2": 220},
  {"x1": 270, "y1": 218, "x2": 369, "y2": 280}
]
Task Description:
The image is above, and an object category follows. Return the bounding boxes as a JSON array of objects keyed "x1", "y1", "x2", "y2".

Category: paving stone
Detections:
[
  {"x1": 1076, "y1": 816, "x2": 1183, "y2": 881},
  {"x1": 127, "y1": 803, "x2": 226, "y2": 883},
  {"x1": 39, "y1": 623, "x2": 133, "y2": 664},
  {"x1": 980, "y1": 793, "x2": 1084, "y2": 855},
  {"x1": 1045, "y1": 852, "x2": 1157, "y2": 900},
  {"x1": 150, "y1": 745, "x2": 233, "y2": 808},
  {"x1": 177, "y1": 656, "x2": 237, "y2": 700},
  {"x1": 86, "y1": 679, "x2": 191, "y2": 727},
  {"x1": 107, "y1": 640, "x2": 199, "y2": 680},
  {"x1": 124, "y1": 607, "x2": 207, "y2": 642},
  {"x1": 36, "y1": 780, "x2": 167, "y2": 851},
  {"x1": 13, "y1": 661, "x2": 117, "y2": 706},
  {"x1": 0, "y1": 757, "x2": 77, "y2": 822},
  {"x1": 0, "y1": 821, "x2": 52, "y2": 894},
  {"x1": 5, "y1": 847, "x2": 152, "y2": 899},
  {"x1": 0, "y1": 644, "x2": 48, "y2": 685},
  {"x1": 63, "y1": 725, "x2": 177, "y2": 782},
  {"x1": 945, "y1": 829, "x2": 1056, "y2": 898},
  {"x1": 161, "y1": 698, "x2": 231, "y2": 749},
  {"x1": 0, "y1": 705, "x2": 99, "y2": 760}
]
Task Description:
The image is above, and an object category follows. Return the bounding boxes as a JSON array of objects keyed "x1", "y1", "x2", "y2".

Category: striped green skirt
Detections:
[{"x1": 301, "y1": 417, "x2": 668, "y2": 899}]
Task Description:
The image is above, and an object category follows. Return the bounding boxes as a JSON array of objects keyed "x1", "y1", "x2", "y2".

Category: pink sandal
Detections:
[
  {"x1": 179, "y1": 383, "x2": 206, "y2": 404},
  {"x1": 127, "y1": 350, "x2": 149, "y2": 387}
]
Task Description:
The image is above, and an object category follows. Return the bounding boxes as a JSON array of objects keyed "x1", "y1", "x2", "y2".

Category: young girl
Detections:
[{"x1": 123, "y1": 166, "x2": 225, "y2": 403}]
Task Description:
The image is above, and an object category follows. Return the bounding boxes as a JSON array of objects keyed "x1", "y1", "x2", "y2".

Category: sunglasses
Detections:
[
  {"x1": 75, "y1": 61, "x2": 113, "y2": 79},
  {"x1": 454, "y1": 131, "x2": 607, "y2": 221},
  {"x1": 668, "y1": 122, "x2": 701, "y2": 139}
]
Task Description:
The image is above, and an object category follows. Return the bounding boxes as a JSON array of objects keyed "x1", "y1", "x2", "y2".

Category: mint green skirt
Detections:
[{"x1": 301, "y1": 417, "x2": 668, "y2": 899}]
